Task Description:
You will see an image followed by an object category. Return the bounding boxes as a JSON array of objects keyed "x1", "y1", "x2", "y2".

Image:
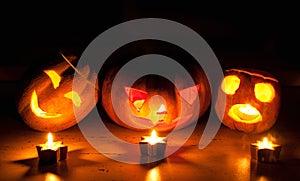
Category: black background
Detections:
[{"x1": 2, "y1": 1, "x2": 298, "y2": 69}]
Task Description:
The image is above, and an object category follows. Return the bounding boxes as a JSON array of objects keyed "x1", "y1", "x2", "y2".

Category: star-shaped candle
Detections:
[
  {"x1": 139, "y1": 129, "x2": 167, "y2": 158},
  {"x1": 251, "y1": 137, "x2": 282, "y2": 163},
  {"x1": 36, "y1": 132, "x2": 68, "y2": 164}
]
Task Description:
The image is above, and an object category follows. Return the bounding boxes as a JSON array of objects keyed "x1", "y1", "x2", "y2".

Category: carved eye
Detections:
[
  {"x1": 179, "y1": 84, "x2": 200, "y2": 105},
  {"x1": 254, "y1": 83, "x2": 275, "y2": 102},
  {"x1": 44, "y1": 70, "x2": 82, "y2": 107},
  {"x1": 221, "y1": 75, "x2": 240, "y2": 95},
  {"x1": 44, "y1": 70, "x2": 61, "y2": 89},
  {"x1": 64, "y1": 91, "x2": 82, "y2": 107},
  {"x1": 124, "y1": 87, "x2": 148, "y2": 111}
]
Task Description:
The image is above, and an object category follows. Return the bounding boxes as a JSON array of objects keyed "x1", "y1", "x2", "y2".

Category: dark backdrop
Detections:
[{"x1": 1, "y1": 1, "x2": 298, "y2": 114}]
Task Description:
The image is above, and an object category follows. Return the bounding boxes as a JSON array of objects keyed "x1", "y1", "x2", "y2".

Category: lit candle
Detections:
[
  {"x1": 236, "y1": 104, "x2": 260, "y2": 120},
  {"x1": 36, "y1": 132, "x2": 68, "y2": 164},
  {"x1": 251, "y1": 137, "x2": 282, "y2": 163},
  {"x1": 139, "y1": 129, "x2": 167, "y2": 158},
  {"x1": 143, "y1": 130, "x2": 164, "y2": 145},
  {"x1": 256, "y1": 137, "x2": 276, "y2": 150}
]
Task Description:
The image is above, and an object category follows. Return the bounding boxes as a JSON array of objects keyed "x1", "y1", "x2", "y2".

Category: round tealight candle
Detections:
[{"x1": 236, "y1": 104, "x2": 260, "y2": 120}]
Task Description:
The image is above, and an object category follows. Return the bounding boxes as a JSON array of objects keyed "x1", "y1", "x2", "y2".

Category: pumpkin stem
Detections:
[
  {"x1": 59, "y1": 52, "x2": 100, "y2": 92},
  {"x1": 59, "y1": 52, "x2": 82, "y2": 76}
]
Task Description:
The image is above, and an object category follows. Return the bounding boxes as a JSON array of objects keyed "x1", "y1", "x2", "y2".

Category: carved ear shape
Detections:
[
  {"x1": 179, "y1": 84, "x2": 200, "y2": 105},
  {"x1": 124, "y1": 87, "x2": 148, "y2": 111}
]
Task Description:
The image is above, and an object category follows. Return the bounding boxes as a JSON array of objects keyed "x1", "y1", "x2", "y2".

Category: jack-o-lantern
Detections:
[
  {"x1": 100, "y1": 52, "x2": 211, "y2": 132},
  {"x1": 17, "y1": 53, "x2": 98, "y2": 132},
  {"x1": 215, "y1": 68, "x2": 281, "y2": 133}
]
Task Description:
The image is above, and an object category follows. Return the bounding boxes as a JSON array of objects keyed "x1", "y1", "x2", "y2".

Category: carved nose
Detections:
[{"x1": 156, "y1": 104, "x2": 167, "y2": 115}]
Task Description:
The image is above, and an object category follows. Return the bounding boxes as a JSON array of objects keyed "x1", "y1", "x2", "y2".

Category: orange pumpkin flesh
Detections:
[
  {"x1": 101, "y1": 64, "x2": 211, "y2": 132},
  {"x1": 17, "y1": 54, "x2": 98, "y2": 132},
  {"x1": 102, "y1": 73, "x2": 209, "y2": 132},
  {"x1": 126, "y1": 75, "x2": 180, "y2": 130},
  {"x1": 99, "y1": 40, "x2": 212, "y2": 132},
  {"x1": 215, "y1": 68, "x2": 281, "y2": 133}
]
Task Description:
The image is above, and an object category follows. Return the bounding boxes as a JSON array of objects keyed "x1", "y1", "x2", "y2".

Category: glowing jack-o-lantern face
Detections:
[
  {"x1": 101, "y1": 72, "x2": 210, "y2": 132},
  {"x1": 215, "y1": 68, "x2": 281, "y2": 133},
  {"x1": 123, "y1": 76, "x2": 201, "y2": 128},
  {"x1": 99, "y1": 40, "x2": 211, "y2": 132},
  {"x1": 18, "y1": 54, "x2": 98, "y2": 132}
]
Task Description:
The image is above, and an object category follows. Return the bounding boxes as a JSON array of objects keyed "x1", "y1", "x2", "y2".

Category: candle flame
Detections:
[
  {"x1": 151, "y1": 129, "x2": 157, "y2": 137},
  {"x1": 41, "y1": 132, "x2": 63, "y2": 151},
  {"x1": 257, "y1": 137, "x2": 275, "y2": 150},
  {"x1": 146, "y1": 130, "x2": 163, "y2": 145},
  {"x1": 239, "y1": 104, "x2": 259, "y2": 115},
  {"x1": 148, "y1": 130, "x2": 158, "y2": 145},
  {"x1": 47, "y1": 132, "x2": 54, "y2": 149},
  {"x1": 229, "y1": 104, "x2": 262, "y2": 123}
]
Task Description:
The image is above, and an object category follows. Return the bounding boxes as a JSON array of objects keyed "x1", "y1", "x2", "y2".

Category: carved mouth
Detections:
[
  {"x1": 130, "y1": 114, "x2": 193, "y2": 130},
  {"x1": 30, "y1": 89, "x2": 82, "y2": 119},
  {"x1": 228, "y1": 104, "x2": 262, "y2": 124},
  {"x1": 30, "y1": 90, "x2": 62, "y2": 118}
]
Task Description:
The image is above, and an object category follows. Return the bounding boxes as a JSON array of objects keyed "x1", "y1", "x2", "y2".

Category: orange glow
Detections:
[
  {"x1": 238, "y1": 104, "x2": 260, "y2": 120},
  {"x1": 64, "y1": 91, "x2": 82, "y2": 107},
  {"x1": 144, "y1": 130, "x2": 164, "y2": 145},
  {"x1": 40, "y1": 132, "x2": 64, "y2": 151},
  {"x1": 125, "y1": 87, "x2": 147, "y2": 111},
  {"x1": 44, "y1": 172, "x2": 61, "y2": 181},
  {"x1": 47, "y1": 132, "x2": 53, "y2": 149},
  {"x1": 255, "y1": 83, "x2": 275, "y2": 103},
  {"x1": 148, "y1": 99, "x2": 167, "y2": 124},
  {"x1": 229, "y1": 104, "x2": 262, "y2": 123},
  {"x1": 221, "y1": 75, "x2": 240, "y2": 95},
  {"x1": 256, "y1": 137, "x2": 278, "y2": 150},
  {"x1": 257, "y1": 176, "x2": 269, "y2": 181},
  {"x1": 145, "y1": 167, "x2": 161, "y2": 181},
  {"x1": 30, "y1": 90, "x2": 62, "y2": 118},
  {"x1": 133, "y1": 100, "x2": 145, "y2": 112},
  {"x1": 236, "y1": 158, "x2": 250, "y2": 181},
  {"x1": 44, "y1": 70, "x2": 61, "y2": 89}
]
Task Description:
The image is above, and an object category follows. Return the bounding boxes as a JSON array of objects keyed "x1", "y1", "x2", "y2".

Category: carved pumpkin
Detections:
[
  {"x1": 215, "y1": 68, "x2": 281, "y2": 133},
  {"x1": 100, "y1": 41, "x2": 211, "y2": 132},
  {"x1": 17, "y1": 53, "x2": 98, "y2": 132}
]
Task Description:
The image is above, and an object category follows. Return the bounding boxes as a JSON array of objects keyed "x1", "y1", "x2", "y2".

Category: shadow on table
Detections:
[{"x1": 12, "y1": 148, "x2": 100, "y2": 180}]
